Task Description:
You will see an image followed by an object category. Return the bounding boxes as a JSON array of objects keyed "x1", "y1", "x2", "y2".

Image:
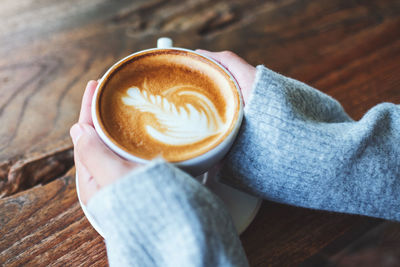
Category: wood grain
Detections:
[
  {"x1": 240, "y1": 202, "x2": 382, "y2": 266},
  {"x1": 0, "y1": 0, "x2": 399, "y2": 266},
  {"x1": 300, "y1": 221, "x2": 400, "y2": 266},
  {"x1": 0, "y1": 169, "x2": 107, "y2": 266},
  {"x1": 1, "y1": 0, "x2": 399, "y2": 196}
]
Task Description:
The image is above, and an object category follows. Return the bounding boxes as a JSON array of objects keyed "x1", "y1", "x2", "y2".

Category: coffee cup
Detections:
[{"x1": 92, "y1": 37, "x2": 243, "y2": 176}]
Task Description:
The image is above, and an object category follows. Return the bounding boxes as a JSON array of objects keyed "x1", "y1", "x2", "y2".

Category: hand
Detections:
[
  {"x1": 195, "y1": 50, "x2": 256, "y2": 105},
  {"x1": 70, "y1": 81, "x2": 140, "y2": 205}
]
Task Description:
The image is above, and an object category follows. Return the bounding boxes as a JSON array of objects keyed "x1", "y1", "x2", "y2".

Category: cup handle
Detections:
[{"x1": 157, "y1": 37, "x2": 173, "y2": 48}]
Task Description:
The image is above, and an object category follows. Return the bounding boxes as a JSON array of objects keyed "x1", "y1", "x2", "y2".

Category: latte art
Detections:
[
  {"x1": 97, "y1": 49, "x2": 240, "y2": 162},
  {"x1": 122, "y1": 83, "x2": 227, "y2": 146}
]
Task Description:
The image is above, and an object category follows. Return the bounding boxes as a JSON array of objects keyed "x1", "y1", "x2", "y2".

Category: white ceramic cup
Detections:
[{"x1": 91, "y1": 37, "x2": 243, "y2": 176}]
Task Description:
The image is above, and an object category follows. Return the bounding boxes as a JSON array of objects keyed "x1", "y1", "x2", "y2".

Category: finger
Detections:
[
  {"x1": 72, "y1": 123, "x2": 138, "y2": 187},
  {"x1": 196, "y1": 49, "x2": 241, "y2": 68},
  {"x1": 71, "y1": 123, "x2": 99, "y2": 204},
  {"x1": 196, "y1": 49, "x2": 256, "y2": 105},
  {"x1": 76, "y1": 152, "x2": 100, "y2": 205},
  {"x1": 196, "y1": 49, "x2": 230, "y2": 69},
  {"x1": 79, "y1": 80, "x2": 98, "y2": 125},
  {"x1": 196, "y1": 49, "x2": 250, "y2": 75},
  {"x1": 78, "y1": 174, "x2": 100, "y2": 206}
]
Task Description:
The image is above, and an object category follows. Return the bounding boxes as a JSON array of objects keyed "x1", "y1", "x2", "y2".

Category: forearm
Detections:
[
  {"x1": 219, "y1": 65, "x2": 400, "y2": 221},
  {"x1": 87, "y1": 160, "x2": 249, "y2": 267}
]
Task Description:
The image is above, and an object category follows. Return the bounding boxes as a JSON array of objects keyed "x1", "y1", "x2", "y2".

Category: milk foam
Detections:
[{"x1": 122, "y1": 86, "x2": 227, "y2": 146}]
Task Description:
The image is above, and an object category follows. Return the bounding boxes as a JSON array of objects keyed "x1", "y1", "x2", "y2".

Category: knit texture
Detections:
[
  {"x1": 218, "y1": 65, "x2": 400, "y2": 221},
  {"x1": 87, "y1": 65, "x2": 400, "y2": 266},
  {"x1": 87, "y1": 159, "x2": 249, "y2": 267}
]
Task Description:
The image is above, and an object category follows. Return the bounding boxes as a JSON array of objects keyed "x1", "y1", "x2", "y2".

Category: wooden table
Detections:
[{"x1": 1, "y1": 0, "x2": 399, "y2": 266}]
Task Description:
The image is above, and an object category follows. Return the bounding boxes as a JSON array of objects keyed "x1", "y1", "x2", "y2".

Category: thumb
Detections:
[
  {"x1": 71, "y1": 123, "x2": 138, "y2": 187},
  {"x1": 195, "y1": 50, "x2": 256, "y2": 105}
]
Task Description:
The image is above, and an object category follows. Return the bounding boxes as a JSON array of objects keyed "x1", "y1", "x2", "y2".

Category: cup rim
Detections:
[{"x1": 92, "y1": 47, "x2": 244, "y2": 167}]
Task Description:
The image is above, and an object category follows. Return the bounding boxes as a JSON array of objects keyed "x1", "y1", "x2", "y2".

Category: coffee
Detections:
[{"x1": 96, "y1": 49, "x2": 240, "y2": 162}]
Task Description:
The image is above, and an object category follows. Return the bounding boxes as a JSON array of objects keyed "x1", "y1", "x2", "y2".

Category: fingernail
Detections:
[
  {"x1": 87, "y1": 80, "x2": 97, "y2": 86},
  {"x1": 70, "y1": 124, "x2": 84, "y2": 145}
]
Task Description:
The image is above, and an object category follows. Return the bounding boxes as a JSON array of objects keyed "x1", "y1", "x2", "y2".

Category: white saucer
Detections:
[{"x1": 76, "y1": 172, "x2": 261, "y2": 237}]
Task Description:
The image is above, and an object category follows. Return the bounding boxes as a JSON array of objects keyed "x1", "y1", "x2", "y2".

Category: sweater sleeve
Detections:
[
  {"x1": 87, "y1": 159, "x2": 249, "y2": 267},
  {"x1": 218, "y1": 65, "x2": 400, "y2": 221}
]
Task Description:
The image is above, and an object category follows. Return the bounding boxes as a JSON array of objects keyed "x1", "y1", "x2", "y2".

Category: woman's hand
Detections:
[
  {"x1": 71, "y1": 51, "x2": 255, "y2": 205},
  {"x1": 196, "y1": 50, "x2": 256, "y2": 105},
  {"x1": 70, "y1": 81, "x2": 140, "y2": 205}
]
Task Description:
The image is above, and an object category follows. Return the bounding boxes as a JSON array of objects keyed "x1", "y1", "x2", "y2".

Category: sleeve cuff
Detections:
[{"x1": 85, "y1": 159, "x2": 248, "y2": 266}]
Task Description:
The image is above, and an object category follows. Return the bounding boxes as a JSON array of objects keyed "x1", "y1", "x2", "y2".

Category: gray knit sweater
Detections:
[{"x1": 87, "y1": 65, "x2": 400, "y2": 266}]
